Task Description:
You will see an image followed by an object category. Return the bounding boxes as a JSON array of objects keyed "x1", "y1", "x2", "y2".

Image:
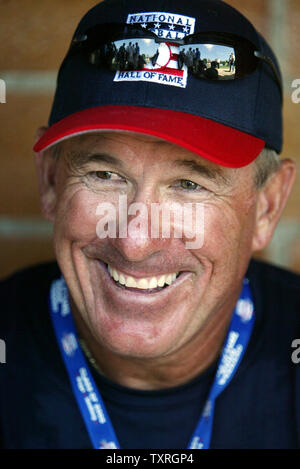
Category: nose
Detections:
[{"x1": 111, "y1": 188, "x2": 171, "y2": 264}]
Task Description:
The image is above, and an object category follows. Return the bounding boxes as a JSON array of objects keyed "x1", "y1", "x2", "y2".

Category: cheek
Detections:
[
  {"x1": 194, "y1": 199, "x2": 257, "y2": 265},
  {"x1": 54, "y1": 189, "x2": 102, "y2": 244}
]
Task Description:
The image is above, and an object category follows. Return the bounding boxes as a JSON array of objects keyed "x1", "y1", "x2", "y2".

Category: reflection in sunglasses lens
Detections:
[{"x1": 90, "y1": 39, "x2": 236, "y2": 81}]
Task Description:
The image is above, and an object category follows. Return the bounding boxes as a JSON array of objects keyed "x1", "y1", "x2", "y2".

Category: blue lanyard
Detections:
[{"x1": 49, "y1": 276, "x2": 255, "y2": 449}]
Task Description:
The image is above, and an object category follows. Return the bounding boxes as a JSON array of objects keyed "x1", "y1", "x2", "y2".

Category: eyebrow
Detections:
[
  {"x1": 67, "y1": 151, "x2": 126, "y2": 170},
  {"x1": 174, "y1": 159, "x2": 231, "y2": 186}
]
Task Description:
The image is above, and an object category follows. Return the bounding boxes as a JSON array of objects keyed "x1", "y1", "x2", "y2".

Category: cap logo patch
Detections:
[{"x1": 113, "y1": 12, "x2": 196, "y2": 88}]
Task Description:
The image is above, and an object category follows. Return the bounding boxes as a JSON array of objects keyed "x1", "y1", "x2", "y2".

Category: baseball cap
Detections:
[{"x1": 33, "y1": 0, "x2": 283, "y2": 168}]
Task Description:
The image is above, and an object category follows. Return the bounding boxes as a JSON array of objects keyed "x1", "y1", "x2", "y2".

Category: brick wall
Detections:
[{"x1": 0, "y1": 0, "x2": 299, "y2": 279}]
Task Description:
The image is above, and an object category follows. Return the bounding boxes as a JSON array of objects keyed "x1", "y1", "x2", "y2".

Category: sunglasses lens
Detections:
[
  {"x1": 90, "y1": 39, "x2": 162, "y2": 70},
  {"x1": 76, "y1": 28, "x2": 257, "y2": 81},
  {"x1": 177, "y1": 44, "x2": 236, "y2": 80}
]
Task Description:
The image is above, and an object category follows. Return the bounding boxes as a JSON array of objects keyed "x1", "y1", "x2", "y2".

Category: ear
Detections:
[
  {"x1": 251, "y1": 159, "x2": 297, "y2": 252},
  {"x1": 34, "y1": 126, "x2": 58, "y2": 222}
]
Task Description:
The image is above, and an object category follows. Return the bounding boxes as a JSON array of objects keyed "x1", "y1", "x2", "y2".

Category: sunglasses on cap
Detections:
[{"x1": 68, "y1": 22, "x2": 283, "y2": 100}]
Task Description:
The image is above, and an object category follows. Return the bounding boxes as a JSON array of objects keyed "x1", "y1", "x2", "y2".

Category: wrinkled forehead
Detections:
[
  {"x1": 51, "y1": 130, "x2": 220, "y2": 164},
  {"x1": 50, "y1": 130, "x2": 172, "y2": 160}
]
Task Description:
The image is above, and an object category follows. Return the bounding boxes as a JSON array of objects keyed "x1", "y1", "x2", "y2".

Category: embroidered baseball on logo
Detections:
[{"x1": 113, "y1": 12, "x2": 196, "y2": 88}]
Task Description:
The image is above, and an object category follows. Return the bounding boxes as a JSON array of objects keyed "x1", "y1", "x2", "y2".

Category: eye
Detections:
[
  {"x1": 179, "y1": 179, "x2": 201, "y2": 191},
  {"x1": 95, "y1": 171, "x2": 114, "y2": 180},
  {"x1": 89, "y1": 170, "x2": 125, "y2": 182},
  {"x1": 86, "y1": 170, "x2": 128, "y2": 189}
]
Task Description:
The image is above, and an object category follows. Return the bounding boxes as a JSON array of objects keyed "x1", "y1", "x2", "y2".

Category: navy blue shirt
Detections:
[{"x1": 0, "y1": 259, "x2": 299, "y2": 449}]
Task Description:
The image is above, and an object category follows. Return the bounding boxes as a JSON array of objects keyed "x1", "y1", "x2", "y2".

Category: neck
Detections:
[{"x1": 71, "y1": 300, "x2": 236, "y2": 390}]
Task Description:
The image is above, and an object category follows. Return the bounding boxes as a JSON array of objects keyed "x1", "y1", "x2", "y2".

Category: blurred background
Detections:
[{"x1": 0, "y1": 0, "x2": 299, "y2": 279}]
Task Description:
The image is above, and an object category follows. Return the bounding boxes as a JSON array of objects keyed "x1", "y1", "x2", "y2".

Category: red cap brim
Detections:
[{"x1": 33, "y1": 105, "x2": 265, "y2": 168}]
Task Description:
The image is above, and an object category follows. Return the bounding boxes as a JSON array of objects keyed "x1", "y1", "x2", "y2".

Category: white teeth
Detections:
[
  {"x1": 157, "y1": 275, "x2": 166, "y2": 287},
  {"x1": 125, "y1": 276, "x2": 137, "y2": 288},
  {"x1": 137, "y1": 279, "x2": 148, "y2": 289},
  {"x1": 165, "y1": 274, "x2": 173, "y2": 285},
  {"x1": 107, "y1": 265, "x2": 179, "y2": 290},
  {"x1": 119, "y1": 274, "x2": 126, "y2": 285},
  {"x1": 148, "y1": 277, "x2": 158, "y2": 289},
  {"x1": 112, "y1": 269, "x2": 119, "y2": 282}
]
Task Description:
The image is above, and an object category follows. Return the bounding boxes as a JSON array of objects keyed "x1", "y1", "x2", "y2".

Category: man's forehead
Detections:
[
  {"x1": 56, "y1": 130, "x2": 230, "y2": 172},
  {"x1": 62, "y1": 131, "x2": 178, "y2": 150}
]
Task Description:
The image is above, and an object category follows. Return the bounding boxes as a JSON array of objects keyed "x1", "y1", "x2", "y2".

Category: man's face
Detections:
[{"x1": 48, "y1": 132, "x2": 259, "y2": 360}]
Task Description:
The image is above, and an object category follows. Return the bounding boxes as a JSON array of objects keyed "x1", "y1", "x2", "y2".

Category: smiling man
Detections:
[{"x1": 1, "y1": 0, "x2": 300, "y2": 449}]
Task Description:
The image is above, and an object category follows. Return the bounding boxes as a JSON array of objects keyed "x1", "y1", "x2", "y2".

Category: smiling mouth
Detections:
[{"x1": 105, "y1": 263, "x2": 181, "y2": 293}]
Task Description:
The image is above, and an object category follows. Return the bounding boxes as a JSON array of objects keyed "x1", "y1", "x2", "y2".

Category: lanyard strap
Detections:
[
  {"x1": 188, "y1": 278, "x2": 255, "y2": 448},
  {"x1": 49, "y1": 276, "x2": 255, "y2": 449},
  {"x1": 49, "y1": 278, "x2": 120, "y2": 449}
]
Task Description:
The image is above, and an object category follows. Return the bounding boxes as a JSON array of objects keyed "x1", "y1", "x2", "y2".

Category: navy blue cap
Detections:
[{"x1": 34, "y1": 0, "x2": 283, "y2": 167}]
